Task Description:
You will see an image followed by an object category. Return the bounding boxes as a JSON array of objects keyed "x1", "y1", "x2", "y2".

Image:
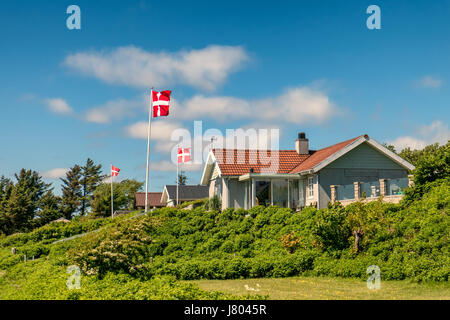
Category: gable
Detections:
[
  {"x1": 325, "y1": 142, "x2": 404, "y2": 170},
  {"x1": 211, "y1": 162, "x2": 221, "y2": 180}
]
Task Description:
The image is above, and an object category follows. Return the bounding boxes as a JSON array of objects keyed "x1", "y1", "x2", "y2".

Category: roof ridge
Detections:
[{"x1": 314, "y1": 135, "x2": 365, "y2": 152}]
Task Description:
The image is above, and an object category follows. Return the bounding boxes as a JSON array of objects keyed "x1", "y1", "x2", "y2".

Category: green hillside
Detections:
[{"x1": 0, "y1": 178, "x2": 448, "y2": 299}]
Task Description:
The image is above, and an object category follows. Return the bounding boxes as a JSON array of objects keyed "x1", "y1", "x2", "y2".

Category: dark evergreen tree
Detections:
[
  {"x1": 5, "y1": 169, "x2": 51, "y2": 233},
  {"x1": 0, "y1": 176, "x2": 14, "y2": 235},
  {"x1": 177, "y1": 172, "x2": 187, "y2": 185},
  {"x1": 35, "y1": 190, "x2": 62, "y2": 227},
  {"x1": 80, "y1": 158, "x2": 104, "y2": 216},
  {"x1": 60, "y1": 165, "x2": 82, "y2": 219}
]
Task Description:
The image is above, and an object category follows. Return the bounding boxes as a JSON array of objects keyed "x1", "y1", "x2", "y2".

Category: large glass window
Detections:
[
  {"x1": 290, "y1": 180, "x2": 299, "y2": 209},
  {"x1": 298, "y1": 179, "x2": 306, "y2": 208},
  {"x1": 307, "y1": 176, "x2": 314, "y2": 198},
  {"x1": 255, "y1": 180, "x2": 271, "y2": 206},
  {"x1": 214, "y1": 178, "x2": 222, "y2": 199},
  {"x1": 272, "y1": 180, "x2": 288, "y2": 207}
]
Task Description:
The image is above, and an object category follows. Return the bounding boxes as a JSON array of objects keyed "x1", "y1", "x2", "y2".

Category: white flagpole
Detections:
[
  {"x1": 145, "y1": 88, "x2": 153, "y2": 212},
  {"x1": 176, "y1": 155, "x2": 179, "y2": 206},
  {"x1": 111, "y1": 164, "x2": 114, "y2": 218}
]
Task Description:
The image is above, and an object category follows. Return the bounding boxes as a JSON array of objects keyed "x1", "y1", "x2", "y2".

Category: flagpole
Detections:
[
  {"x1": 111, "y1": 164, "x2": 114, "y2": 218},
  {"x1": 145, "y1": 88, "x2": 153, "y2": 212},
  {"x1": 176, "y1": 152, "x2": 179, "y2": 206}
]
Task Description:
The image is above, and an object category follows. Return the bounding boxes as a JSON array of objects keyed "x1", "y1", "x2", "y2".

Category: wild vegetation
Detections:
[
  {"x1": 0, "y1": 142, "x2": 448, "y2": 299},
  {"x1": 0, "y1": 158, "x2": 144, "y2": 235}
]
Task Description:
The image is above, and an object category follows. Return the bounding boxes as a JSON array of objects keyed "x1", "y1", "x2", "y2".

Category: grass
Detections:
[{"x1": 189, "y1": 276, "x2": 450, "y2": 300}]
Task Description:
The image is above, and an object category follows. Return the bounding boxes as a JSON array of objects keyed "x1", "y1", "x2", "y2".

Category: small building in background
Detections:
[
  {"x1": 134, "y1": 192, "x2": 166, "y2": 210},
  {"x1": 51, "y1": 217, "x2": 71, "y2": 223},
  {"x1": 161, "y1": 185, "x2": 209, "y2": 207}
]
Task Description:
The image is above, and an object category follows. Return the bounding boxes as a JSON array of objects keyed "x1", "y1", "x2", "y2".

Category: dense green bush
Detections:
[
  {"x1": 0, "y1": 216, "x2": 111, "y2": 247},
  {"x1": 0, "y1": 179, "x2": 448, "y2": 300},
  {"x1": 0, "y1": 259, "x2": 259, "y2": 300}
]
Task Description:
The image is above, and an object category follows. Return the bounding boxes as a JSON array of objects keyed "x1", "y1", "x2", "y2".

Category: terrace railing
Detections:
[
  {"x1": 360, "y1": 180, "x2": 380, "y2": 198},
  {"x1": 387, "y1": 177, "x2": 409, "y2": 196},
  {"x1": 331, "y1": 177, "x2": 411, "y2": 204},
  {"x1": 336, "y1": 183, "x2": 355, "y2": 201}
]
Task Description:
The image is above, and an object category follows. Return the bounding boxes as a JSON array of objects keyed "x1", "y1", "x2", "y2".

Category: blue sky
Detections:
[{"x1": 0, "y1": 0, "x2": 449, "y2": 194}]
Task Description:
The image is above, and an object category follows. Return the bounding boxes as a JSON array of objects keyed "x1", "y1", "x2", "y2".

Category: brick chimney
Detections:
[{"x1": 295, "y1": 132, "x2": 309, "y2": 155}]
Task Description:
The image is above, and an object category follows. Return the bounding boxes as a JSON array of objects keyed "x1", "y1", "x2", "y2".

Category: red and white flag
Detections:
[
  {"x1": 177, "y1": 148, "x2": 191, "y2": 163},
  {"x1": 111, "y1": 165, "x2": 120, "y2": 176},
  {"x1": 152, "y1": 90, "x2": 171, "y2": 117}
]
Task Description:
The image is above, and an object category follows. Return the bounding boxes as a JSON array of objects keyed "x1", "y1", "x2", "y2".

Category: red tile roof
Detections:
[
  {"x1": 212, "y1": 149, "x2": 311, "y2": 175},
  {"x1": 212, "y1": 135, "x2": 366, "y2": 176},
  {"x1": 289, "y1": 135, "x2": 365, "y2": 173},
  {"x1": 134, "y1": 192, "x2": 165, "y2": 208}
]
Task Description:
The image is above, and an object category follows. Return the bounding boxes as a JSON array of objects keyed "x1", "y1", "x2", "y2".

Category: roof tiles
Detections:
[{"x1": 212, "y1": 135, "x2": 366, "y2": 176}]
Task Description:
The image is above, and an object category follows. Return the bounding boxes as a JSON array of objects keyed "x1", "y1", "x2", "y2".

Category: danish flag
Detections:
[
  {"x1": 152, "y1": 90, "x2": 171, "y2": 117},
  {"x1": 177, "y1": 148, "x2": 191, "y2": 163},
  {"x1": 111, "y1": 165, "x2": 120, "y2": 177}
]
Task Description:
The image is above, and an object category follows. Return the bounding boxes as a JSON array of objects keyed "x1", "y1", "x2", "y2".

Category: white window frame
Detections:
[{"x1": 307, "y1": 176, "x2": 314, "y2": 198}]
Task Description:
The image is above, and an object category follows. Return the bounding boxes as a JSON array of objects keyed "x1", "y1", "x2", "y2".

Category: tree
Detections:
[
  {"x1": 346, "y1": 203, "x2": 367, "y2": 253},
  {"x1": 382, "y1": 143, "x2": 397, "y2": 154},
  {"x1": 312, "y1": 204, "x2": 350, "y2": 251},
  {"x1": 80, "y1": 158, "x2": 104, "y2": 216},
  {"x1": 60, "y1": 165, "x2": 82, "y2": 219},
  {"x1": 0, "y1": 176, "x2": 14, "y2": 234},
  {"x1": 5, "y1": 169, "x2": 51, "y2": 233},
  {"x1": 402, "y1": 142, "x2": 450, "y2": 203},
  {"x1": 90, "y1": 179, "x2": 143, "y2": 217},
  {"x1": 178, "y1": 172, "x2": 187, "y2": 185},
  {"x1": 398, "y1": 143, "x2": 444, "y2": 167},
  {"x1": 35, "y1": 190, "x2": 62, "y2": 227},
  {"x1": 413, "y1": 142, "x2": 449, "y2": 186}
]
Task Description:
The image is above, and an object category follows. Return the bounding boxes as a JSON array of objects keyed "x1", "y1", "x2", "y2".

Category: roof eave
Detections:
[
  {"x1": 298, "y1": 135, "x2": 415, "y2": 174},
  {"x1": 238, "y1": 173, "x2": 302, "y2": 181}
]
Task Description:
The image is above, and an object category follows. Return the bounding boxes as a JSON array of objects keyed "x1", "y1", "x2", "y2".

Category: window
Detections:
[
  {"x1": 214, "y1": 178, "x2": 222, "y2": 199},
  {"x1": 307, "y1": 176, "x2": 314, "y2": 198}
]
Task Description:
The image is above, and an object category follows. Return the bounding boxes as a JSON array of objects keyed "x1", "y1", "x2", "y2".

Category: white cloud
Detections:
[
  {"x1": 388, "y1": 136, "x2": 427, "y2": 151},
  {"x1": 125, "y1": 121, "x2": 183, "y2": 140},
  {"x1": 182, "y1": 96, "x2": 251, "y2": 120},
  {"x1": 44, "y1": 98, "x2": 74, "y2": 115},
  {"x1": 125, "y1": 120, "x2": 190, "y2": 152},
  {"x1": 64, "y1": 45, "x2": 249, "y2": 91},
  {"x1": 176, "y1": 86, "x2": 338, "y2": 125},
  {"x1": 418, "y1": 75, "x2": 443, "y2": 88},
  {"x1": 388, "y1": 121, "x2": 450, "y2": 151},
  {"x1": 40, "y1": 168, "x2": 69, "y2": 179},
  {"x1": 84, "y1": 97, "x2": 146, "y2": 124},
  {"x1": 150, "y1": 160, "x2": 203, "y2": 172},
  {"x1": 258, "y1": 86, "x2": 337, "y2": 124}
]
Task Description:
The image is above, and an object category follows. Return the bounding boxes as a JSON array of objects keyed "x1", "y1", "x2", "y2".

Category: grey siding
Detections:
[
  {"x1": 317, "y1": 143, "x2": 408, "y2": 209},
  {"x1": 327, "y1": 143, "x2": 404, "y2": 169},
  {"x1": 228, "y1": 179, "x2": 246, "y2": 209}
]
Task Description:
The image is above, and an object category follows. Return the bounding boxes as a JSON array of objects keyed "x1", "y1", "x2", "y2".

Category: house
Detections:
[
  {"x1": 200, "y1": 133, "x2": 415, "y2": 210},
  {"x1": 134, "y1": 192, "x2": 166, "y2": 210},
  {"x1": 161, "y1": 185, "x2": 209, "y2": 206}
]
